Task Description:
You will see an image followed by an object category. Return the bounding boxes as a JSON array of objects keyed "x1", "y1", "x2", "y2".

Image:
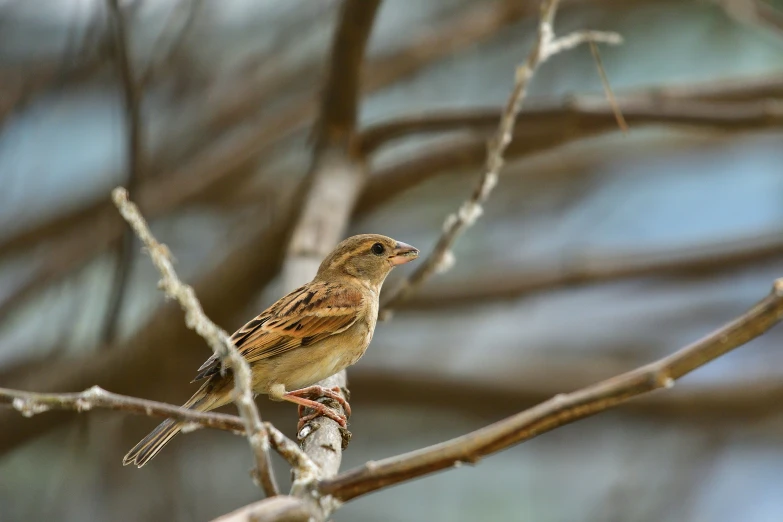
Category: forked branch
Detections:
[
  {"x1": 321, "y1": 277, "x2": 783, "y2": 500},
  {"x1": 0, "y1": 386, "x2": 317, "y2": 479},
  {"x1": 4, "y1": 269, "x2": 782, "y2": 513},
  {"x1": 111, "y1": 188, "x2": 279, "y2": 497},
  {"x1": 381, "y1": 0, "x2": 621, "y2": 312}
]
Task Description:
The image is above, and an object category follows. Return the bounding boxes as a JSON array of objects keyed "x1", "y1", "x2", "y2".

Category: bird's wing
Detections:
[{"x1": 192, "y1": 281, "x2": 364, "y2": 381}]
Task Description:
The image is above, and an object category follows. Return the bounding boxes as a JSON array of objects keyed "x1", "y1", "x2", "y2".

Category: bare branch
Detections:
[
  {"x1": 644, "y1": 73, "x2": 783, "y2": 102},
  {"x1": 320, "y1": 277, "x2": 783, "y2": 501},
  {"x1": 380, "y1": 0, "x2": 621, "y2": 312},
  {"x1": 0, "y1": 385, "x2": 317, "y2": 479},
  {"x1": 362, "y1": 0, "x2": 542, "y2": 91},
  {"x1": 359, "y1": 97, "x2": 783, "y2": 156},
  {"x1": 102, "y1": 0, "x2": 145, "y2": 344},
  {"x1": 589, "y1": 40, "x2": 628, "y2": 132},
  {"x1": 110, "y1": 188, "x2": 279, "y2": 497},
  {"x1": 541, "y1": 29, "x2": 621, "y2": 58},
  {"x1": 271, "y1": 0, "x2": 383, "y2": 519},
  {"x1": 0, "y1": 200, "x2": 295, "y2": 455},
  {"x1": 352, "y1": 96, "x2": 783, "y2": 219},
  {"x1": 0, "y1": 385, "x2": 244, "y2": 431},
  {"x1": 0, "y1": 142, "x2": 421, "y2": 454},
  {"x1": 211, "y1": 496, "x2": 318, "y2": 522},
  {"x1": 264, "y1": 423, "x2": 319, "y2": 483},
  {"x1": 347, "y1": 368, "x2": 783, "y2": 423},
  {"x1": 399, "y1": 229, "x2": 783, "y2": 309},
  {"x1": 0, "y1": 0, "x2": 539, "y2": 266},
  {"x1": 282, "y1": 0, "x2": 380, "y2": 473},
  {"x1": 3, "y1": 352, "x2": 779, "y2": 444}
]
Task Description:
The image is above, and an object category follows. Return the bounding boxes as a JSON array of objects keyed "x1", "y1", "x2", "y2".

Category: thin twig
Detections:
[
  {"x1": 101, "y1": 0, "x2": 145, "y2": 345},
  {"x1": 589, "y1": 40, "x2": 627, "y2": 132},
  {"x1": 0, "y1": 385, "x2": 317, "y2": 478},
  {"x1": 320, "y1": 277, "x2": 783, "y2": 501},
  {"x1": 110, "y1": 187, "x2": 279, "y2": 497},
  {"x1": 0, "y1": 383, "x2": 321, "y2": 519},
  {"x1": 0, "y1": 385, "x2": 244, "y2": 431},
  {"x1": 0, "y1": 191, "x2": 295, "y2": 454},
  {"x1": 380, "y1": 0, "x2": 621, "y2": 312}
]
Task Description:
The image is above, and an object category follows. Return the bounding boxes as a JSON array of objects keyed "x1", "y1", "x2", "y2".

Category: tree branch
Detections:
[
  {"x1": 347, "y1": 368, "x2": 783, "y2": 423},
  {"x1": 0, "y1": 129, "x2": 434, "y2": 455},
  {"x1": 272, "y1": 0, "x2": 382, "y2": 519},
  {"x1": 207, "y1": 0, "x2": 386, "y2": 513},
  {"x1": 380, "y1": 0, "x2": 621, "y2": 313},
  {"x1": 320, "y1": 276, "x2": 783, "y2": 501},
  {"x1": 212, "y1": 496, "x2": 318, "y2": 522},
  {"x1": 3, "y1": 70, "x2": 779, "y2": 301},
  {"x1": 0, "y1": 0, "x2": 535, "y2": 266},
  {"x1": 0, "y1": 385, "x2": 244, "y2": 431},
  {"x1": 111, "y1": 188, "x2": 279, "y2": 497},
  {"x1": 399, "y1": 229, "x2": 783, "y2": 309},
  {"x1": 359, "y1": 97, "x2": 783, "y2": 156},
  {"x1": 101, "y1": 0, "x2": 145, "y2": 345},
  {"x1": 5, "y1": 12, "x2": 779, "y2": 460},
  {"x1": 220, "y1": 1, "x2": 616, "y2": 517},
  {"x1": 354, "y1": 94, "x2": 783, "y2": 217},
  {"x1": 0, "y1": 385, "x2": 317, "y2": 478}
]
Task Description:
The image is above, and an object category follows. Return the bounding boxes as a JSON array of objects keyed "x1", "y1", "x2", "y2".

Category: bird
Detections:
[{"x1": 123, "y1": 233, "x2": 419, "y2": 467}]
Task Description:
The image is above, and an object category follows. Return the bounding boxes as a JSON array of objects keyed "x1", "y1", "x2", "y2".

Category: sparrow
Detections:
[{"x1": 123, "y1": 234, "x2": 419, "y2": 467}]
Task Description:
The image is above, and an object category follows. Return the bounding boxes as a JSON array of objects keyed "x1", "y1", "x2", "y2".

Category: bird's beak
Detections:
[{"x1": 389, "y1": 241, "x2": 419, "y2": 266}]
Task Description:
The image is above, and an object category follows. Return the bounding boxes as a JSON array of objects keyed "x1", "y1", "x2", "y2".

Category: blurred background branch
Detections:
[
  {"x1": 279, "y1": 0, "x2": 382, "y2": 508},
  {"x1": 380, "y1": 0, "x2": 621, "y2": 312},
  {"x1": 100, "y1": 0, "x2": 145, "y2": 345}
]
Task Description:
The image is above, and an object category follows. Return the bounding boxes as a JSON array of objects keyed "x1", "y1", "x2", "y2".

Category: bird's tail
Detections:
[{"x1": 122, "y1": 379, "x2": 228, "y2": 468}]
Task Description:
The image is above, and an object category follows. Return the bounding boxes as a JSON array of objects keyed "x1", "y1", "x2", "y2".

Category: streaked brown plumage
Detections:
[{"x1": 123, "y1": 234, "x2": 418, "y2": 467}]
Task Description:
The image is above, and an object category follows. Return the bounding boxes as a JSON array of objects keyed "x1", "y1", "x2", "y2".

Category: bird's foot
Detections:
[
  {"x1": 283, "y1": 386, "x2": 351, "y2": 432},
  {"x1": 296, "y1": 406, "x2": 348, "y2": 432},
  {"x1": 287, "y1": 385, "x2": 351, "y2": 417}
]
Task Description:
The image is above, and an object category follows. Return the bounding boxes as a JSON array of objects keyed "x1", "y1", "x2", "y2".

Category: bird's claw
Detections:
[
  {"x1": 288, "y1": 385, "x2": 352, "y2": 417},
  {"x1": 297, "y1": 406, "x2": 348, "y2": 432}
]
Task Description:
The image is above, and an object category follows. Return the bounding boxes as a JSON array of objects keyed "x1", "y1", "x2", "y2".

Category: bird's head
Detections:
[{"x1": 317, "y1": 234, "x2": 419, "y2": 288}]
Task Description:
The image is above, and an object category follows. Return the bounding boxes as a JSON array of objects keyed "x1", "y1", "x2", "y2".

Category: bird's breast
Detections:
[{"x1": 259, "y1": 314, "x2": 376, "y2": 392}]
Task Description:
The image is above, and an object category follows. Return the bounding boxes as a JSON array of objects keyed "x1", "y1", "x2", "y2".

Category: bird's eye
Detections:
[{"x1": 371, "y1": 243, "x2": 385, "y2": 255}]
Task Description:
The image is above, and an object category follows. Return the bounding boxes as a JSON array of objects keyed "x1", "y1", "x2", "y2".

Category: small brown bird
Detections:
[{"x1": 123, "y1": 234, "x2": 418, "y2": 467}]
